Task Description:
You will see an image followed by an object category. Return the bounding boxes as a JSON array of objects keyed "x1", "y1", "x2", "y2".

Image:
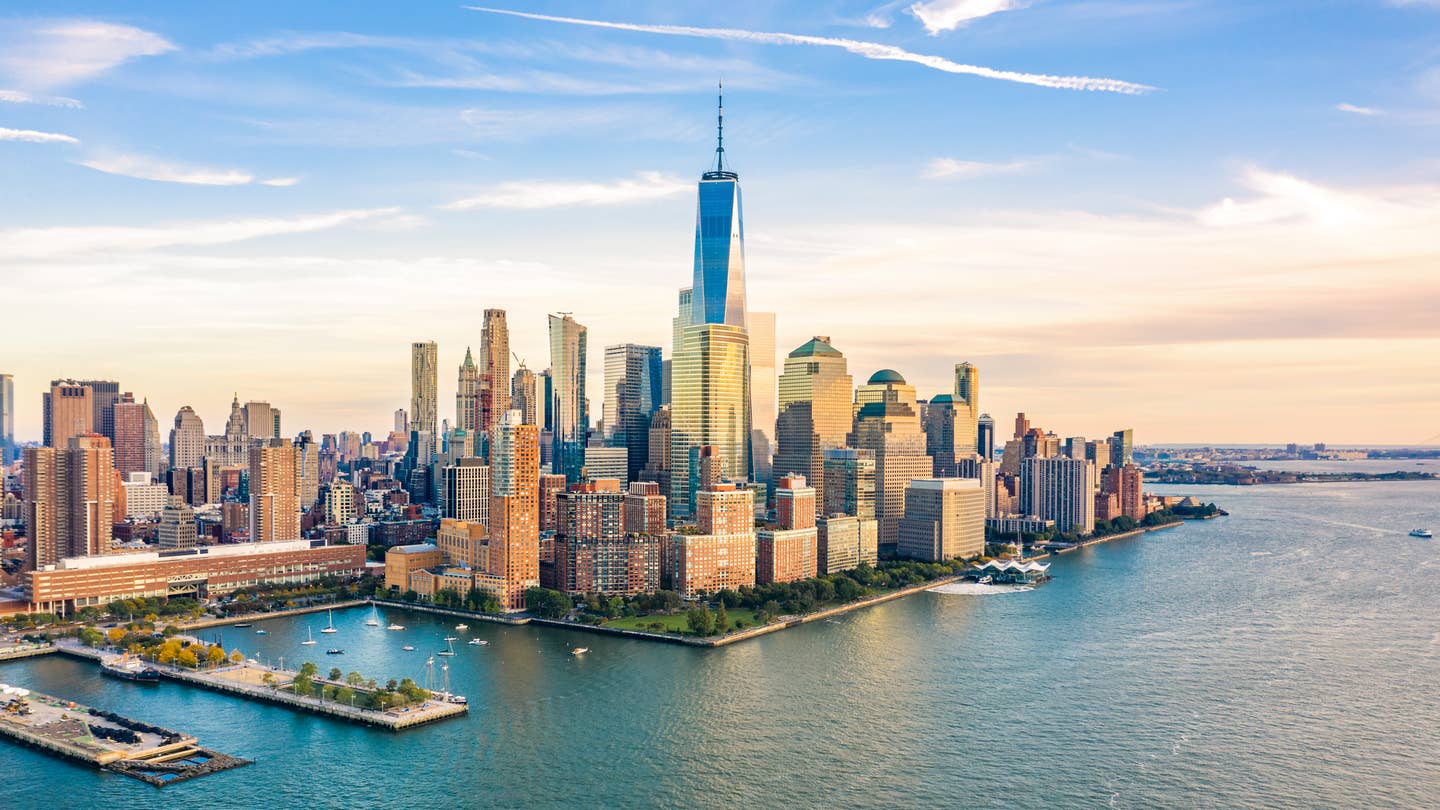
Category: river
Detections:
[{"x1": 3, "y1": 480, "x2": 1437, "y2": 808}]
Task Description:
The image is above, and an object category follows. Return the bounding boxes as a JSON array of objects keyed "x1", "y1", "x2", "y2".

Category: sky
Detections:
[{"x1": 2, "y1": 0, "x2": 1439, "y2": 446}]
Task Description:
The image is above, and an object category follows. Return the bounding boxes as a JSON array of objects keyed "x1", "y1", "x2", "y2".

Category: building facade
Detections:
[
  {"x1": 774, "y1": 337, "x2": 854, "y2": 501},
  {"x1": 897, "y1": 478, "x2": 986, "y2": 562}
]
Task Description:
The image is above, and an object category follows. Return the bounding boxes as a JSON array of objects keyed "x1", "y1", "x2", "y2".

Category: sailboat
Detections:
[
  {"x1": 438, "y1": 637, "x2": 457, "y2": 656},
  {"x1": 365, "y1": 605, "x2": 380, "y2": 627},
  {"x1": 301, "y1": 626, "x2": 317, "y2": 646},
  {"x1": 321, "y1": 609, "x2": 338, "y2": 634}
]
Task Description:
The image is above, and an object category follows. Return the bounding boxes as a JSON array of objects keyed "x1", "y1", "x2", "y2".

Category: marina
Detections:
[{"x1": 0, "y1": 686, "x2": 249, "y2": 786}]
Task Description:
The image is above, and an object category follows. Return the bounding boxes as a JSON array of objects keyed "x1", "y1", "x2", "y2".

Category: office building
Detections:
[
  {"x1": 169, "y1": 406, "x2": 205, "y2": 472},
  {"x1": 817, "y1": 515, "x2": 879, "y2": 574},
  {"x1": 849, "y1": 370, "x2": 931, "y2": 552},
  {"x1": 1110, "y1": 429, "x2": 1135, "y2": 468},
  {"x1": 953, "y1": 362, "x2": 980, "y2": 459},
  {"x1": 749, "y1": 311, "x2": 776, "y2": 486},
  {"x1": 241, "y1": 401, "x2": 278, "y2": 440},
  {"x1": 75, "y1": 380, "x2": 121, "y2": 443},
  {"x1": 443, "y1": 457, "x2": 490, "y2": 524},
  {"x1": 410, "y1": 341, "x2": 439, "y2": 446},
  {"x1": 978, "y1": 413, "x2": 995, "y2": 460},
  {"x1": 670, "y1": 324, "x2": 750, "y2": 515},
  {"x1": 457, "y1": 347, "x2": 479, "y2": 432},
  {"x1": 583, "y1": 446, "x2": 629, "y2": 483},
  {"x1": 480, "y1": 309, "x2": 511, "y2": 436},
  {"x1": 897, "y1": 478, "x2": 986, "y2": 562},
  {"x1": 822, "y1": 448, "x2": 876, "y2": 519},
  {"x1": 121, "y1": 471, "x2": 168, "y2": 518},
  {"x1": 1019, "y1": 457, "x2": 1097, "y2": 535},
  {"x1": 774, "y1": 337, "x2": 853, "y2": 501},
  {"x1": 0, "y1": 373, "x2": 13, "y2": 464},
  {"x1": 665, "y1": 287, "x2": 694, "y2": 406},
  {"x1": 394, "y1": 409, "x2": 408, "y2": 435},
  {"x1": 205, "y1": 395, "x2": 250, "y2": 467},
  {"x1": 924, "y1": 395, "x2": 972, "y2": 478},
  {"x1": 249, "y1": 438, "x2": 300, "y2": 542},
  {"x1": 42, "y1": 381, "x2": 93, "y2": 448},
  {"x1": 489, "y1": 410, "x2": 540, "y2": 611},
  {"x1": 511, "y1": 365, "x2": 538, "y2": 426},
  {"x1": 157, "y1": 496, "x2": 197, "y2": 550},
  {"x1": 603, "y1": 343, "x2": 663, "y2": 483},
  {"x1": 548, "y1": 313, "x2": 588, "y2": 482},
  {"x1": 385, "y1": 543, "x2": 442, "y2": 592},
  {"x1": 112, "y1": 394, "x2": 160, "y2": 479}
]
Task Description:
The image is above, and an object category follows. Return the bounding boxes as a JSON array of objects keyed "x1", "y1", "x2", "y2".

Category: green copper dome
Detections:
[{"x1": 867, "y1": 369, "x2": 905, "y2": 385}]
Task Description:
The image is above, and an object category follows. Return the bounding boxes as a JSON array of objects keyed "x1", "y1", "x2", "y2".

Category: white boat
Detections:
[
  {"x1": 386, "y1": 623, "x2": 405, "y2": 631},
  {"x1": 1410, "y1": 528, "x2": 1433, "y2": 538},
  {"x1": 570, "y1": 647, "x2": 589, "y2": 656},
  {"x1": 468, "y1": 638, "x2": 488, "y2": 646},
  {"x1": 402, "y1": 645, "x2": 415, "y2": 652},
  {"x1": 255, "y1": 629, "x2": 267, "y2": 635},
  {"x1": 438, "y1": 638, "x2": 457, "y2": 657},
  {"x1": 977, "y1": 575, "x2": 993, "y2": 585},
  {"x1": 320, "y1": 609, "x2": 338, "y2": 634},
  {"x1": 301, "y1": 626, "x2": 317, "y2": 646},
  {"x1": 455, "y1": 623, "x2": 469, "y2": 631},
  {"x1": 365, "y1": 606, "x2": 380, "y2": 627}
]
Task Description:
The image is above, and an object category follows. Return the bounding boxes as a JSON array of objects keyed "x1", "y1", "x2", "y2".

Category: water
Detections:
[{"x1": 3, "y1": 481, "x2": 1438, "y2": 808}]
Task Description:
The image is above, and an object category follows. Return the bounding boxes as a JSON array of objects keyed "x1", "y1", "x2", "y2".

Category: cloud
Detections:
[
  {"x1": 465, "y1": 7, "x2": 1154, "y2": 94},
  {"x1": 1336, "y1": 102, "x2": 1381, "y2": 116},
  {"x1": 442, "y1": 171, "x2": 689, "y2": 210},
  {"x1": 77, "y1": 153, "x2": 296, "y2": 186},
  {"x1": 1197, "y1": 167, "x2": 1426, "y2": 228},
  {"x1": 909, "y1": 0, "x2": 1029, "y2": 34},
  {"x1": 923, "y1": 157, "x2": 1036, "y2": 178},
  {"x1": 0, "y1": 88, "x2": 83, "y2": 107},
  {"x1": 0, "y1": 21, "x2": 176, "y2": 90},
  {"x1": 0, "y1": 208, "x2": 402, "y2": 260},
  {"x1": 0, "y1": 127, "x2": 79, "y2": 144}
]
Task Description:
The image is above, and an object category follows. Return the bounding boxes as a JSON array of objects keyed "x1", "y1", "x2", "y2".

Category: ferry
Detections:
[
  {"x1": 1410, "y1": 528, "x2": 1433, "y2": 539},
  {"x1": 101, "y1": 657, "x2": 160, "y2": 684},
  {"x1": 977, "y1": 575, "x2": 993, "y2": 585},
  {"x1": 570, "y1": 647, "x2": 589, "y2": 656}
]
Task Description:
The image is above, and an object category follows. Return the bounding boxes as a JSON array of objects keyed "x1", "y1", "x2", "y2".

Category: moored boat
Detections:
[
  {"x1": 101, "y1": 656, "x2": 160, "y2": 684},
  {"x1": 1410, "y1": 528, "x2": 1433, "y2": 538}
]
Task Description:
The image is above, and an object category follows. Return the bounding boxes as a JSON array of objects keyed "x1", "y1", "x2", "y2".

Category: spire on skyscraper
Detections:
[{"x1": 705, "y1": 80, "x2": 737, "y2": 181}]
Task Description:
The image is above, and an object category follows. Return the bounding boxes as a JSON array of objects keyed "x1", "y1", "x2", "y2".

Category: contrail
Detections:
[{"x1": 465, "y1": 6, "x2": 1154, "y2": 95}]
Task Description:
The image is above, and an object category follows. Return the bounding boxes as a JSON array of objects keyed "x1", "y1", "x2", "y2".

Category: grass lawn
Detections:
[{"x1": 603, "y1": 608, "x2": 764, "y2": 635}]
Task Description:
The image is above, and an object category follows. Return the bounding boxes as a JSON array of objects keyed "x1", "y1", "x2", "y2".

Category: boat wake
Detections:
[{"x1": 928, "y1": 582, "x2": 1034, "y2": 596}]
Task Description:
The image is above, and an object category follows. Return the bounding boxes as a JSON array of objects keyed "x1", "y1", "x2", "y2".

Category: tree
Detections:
[
  {"x1": 230, "y1": 649, "x2": 244, "y2": 664},
  {"x1": 525, "y1": 587, "x2": 571, "y2": 619},
  {"x1": 299, "y1": 661, "x2": 319, "y2": 678},
  {"x1": 106, "y1": 628, "x2": 126, "y2": 646},
  {"x1": 292, "y1": 674, "x2": 313, "y2": 697},
  {"x1": 261, "y1": 672, "x2": 275, "y2": 687},
  {"x1": 685, "y1": 606, "x2": 714, "y2": 636},
  {"x1": 714, "y1": 602, "x2": 729, "y2": 634},
  {"x1": 78, "y1": 627, "x2": 104, "y2": 648},
  {"x1": 329, "y1": 667, "x2": 343, "y2": 681},
  {"x1": 177, "y1": 648, "x2": 198, "y2": 668},
  {"x1": 207, "y1": 646, "x2": 227, "y2": 666},
  {"x1": 346, "y1": 671, "x2": 366, "y2": 687},
  {"x1": 336, "y1": 687, "x2": 356, "y2": 706}
]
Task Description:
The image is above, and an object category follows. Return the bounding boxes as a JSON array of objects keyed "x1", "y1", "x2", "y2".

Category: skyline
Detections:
[{"x1": 4, "y1": 2, "x2": 1440, "y2": 444}]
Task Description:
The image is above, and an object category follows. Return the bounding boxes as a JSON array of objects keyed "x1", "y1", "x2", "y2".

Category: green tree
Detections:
[
  {"x1": 346, "y1": 671, "x2": 366, "y2": 687},
  {"x1": 685, "y1": 606, "x2": 714, "y2": 636},
  {"x1": 292, "y1": 674, "x2": 313, "y2": 697},
  {"x1": 525, "y1": 587, "x2": 571, "y2": 619},
  {"x1": 336, "y1": 687, "x2": 356, "y2": 706},
  {"x1": 714, "y1": 602, "x2": 729, "y2": 634},
  {"x1": 329, "y1": 667, "x2": 343, "y2": 681},
  {"x1": 78, "y1": 627, "x2": 104, "y2": 648},
  {"x1": 299, "y1": 661, "x2": 319, "y2": 678}
]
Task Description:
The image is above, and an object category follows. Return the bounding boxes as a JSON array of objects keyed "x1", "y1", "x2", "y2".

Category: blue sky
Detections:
[{"x1": 4, "y1": 1, "x2": 1439, "y2": 444}]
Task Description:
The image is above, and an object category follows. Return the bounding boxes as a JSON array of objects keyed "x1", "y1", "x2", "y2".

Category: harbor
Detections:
[{"x1": 0, "y1": 686, "x2": 250, "y2": 786}]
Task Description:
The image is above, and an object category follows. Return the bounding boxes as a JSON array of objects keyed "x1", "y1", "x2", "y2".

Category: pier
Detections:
[
  {"x1": 0, "y1": 642, "x2": 56, "y2": 662},
  {"x1": 54, "y1": 642, "x2": 466, "y2": 730},
  {"x1": 0, "y1": 686, "x2": 250, "y2": 786}
]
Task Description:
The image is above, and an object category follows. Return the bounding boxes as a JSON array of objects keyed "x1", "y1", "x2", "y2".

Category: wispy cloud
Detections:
[
  {"x1": 465, "y1": 7, "x2": 1154, "y2": 94},
  {"x1": 909, "y1": 0, "x2": 1030, "y2": 34},
  {"x1": 0, "y1": 127, "x2": 79, "y2": 144},
  {"x1": 0, "y1": 21, "x2": 175, "y2": 90},
  {"x1": 0, "y1": 208, "x2": 401, "y2": 260},
  {"x1": 1336, "y1": 102, "x2": 1382, "y2": 116},
  {"x1": 923, "y1": 156, "x2": 1037, "y2": 178},
  {"x1": 78, "y1": 153, "x2": 297, "y2": 186},
  {"x1": 0, "y1": 88, "x2": 83, "y2": 107},
  {"x1": 442, "y1": 171, "x2": 689, "y2": 210},
  {"x1": 1197, "y1": 167, "x2": 1427, "y2": 228}
]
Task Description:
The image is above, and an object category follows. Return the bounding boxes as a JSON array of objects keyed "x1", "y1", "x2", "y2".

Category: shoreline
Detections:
[{"x1": 177, "y1": 599, "x2": 368, "y2": 630}]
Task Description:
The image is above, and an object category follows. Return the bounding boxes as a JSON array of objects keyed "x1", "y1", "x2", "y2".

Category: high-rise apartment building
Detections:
[
  {"x1": 457, "y1": 347, "x2": 479, "y2": 432},
  {"x1": 1020, "y1": 456, "x2": 1096, "y2": 535},
  {"x1": 394, "y1": 409, "x2": 408, "y2": 435},
  {"x1": 157, "y1": 496, "x2": 198, "y2": 550},
  {"x1": 622, "y1": 481, "x2": 667, "y2": 535},
  {"x1": 548, "y1": 314, "x2": 588, "y2": 483},
  {"x1": 603, "y1": 344, "x2": 663, "y2": 483},
  {"x1": 816, "y1": 515, "x2": 879, "y2": 574},
  {"x1": 748, "y1": 311, "x2": 776, "y2": 486},
  {"x1": 1101, "y1": 465, "x2": 1145, "y2": 522},
  {"x1": 24, "y1": 435, "x2": 119, "y2": 568},
  {"x1": 511, "y1": 365, "x2": 538, "y2": 426},
  {"x1": 757, "y1": 475, "x2": 817, "y2": 585},
  {"x1": 671, "y1": 482, "x2": 755, "y2": 599},
  {"x1": 410, "y1": 341, "x2": 439, "y2": 447},
  {"x1": 480, "y1": 309, "x2": 511, "y2": 436},
  {"x1": 42, "y1": 381, "x2": 93, "y2": 448},
  {"x1": 443, "y1": 458, "x2": 491, "y2": 525},
  {"x1": 538, "y1": 473, "x2": 567, "y2": 534},
  {"x1": 112, "y1": 394, "x2": 160, "y2": 479},
  {"x1": 489, "y1": 410, "x2": 540, "y2": 611},
  {"x1": 169, "y1": 406, "x2": 205, "y2": 472},
  {"x1": 553, "y1": 480, "x2": 656, "y2": 596},
  {"x1": 849, "y1": 370, "x2": 931, "y2": 552},
  {"x1": 249, "y1": 438, "x2": 300, "y2": 542},
  {"x1": 898, "y1": 478, "x2": 986, "y2": 562},
  {"x1": 324, "y1": 480, "x2": 358, "y2": 525},
  {"x1": 75, "y1": 380, "x2": 120, "y2": 443},
  {"x1": 774, "y1": 337, "x2": 853, "y2": 502}
]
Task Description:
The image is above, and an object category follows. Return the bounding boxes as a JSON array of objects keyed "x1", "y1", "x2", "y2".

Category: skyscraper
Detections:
[
  {"x1": 42, "y1": 381, "x2": 92, "y2": 448},
  {"x1": 953, "y1": 362, "x2": 980, "y2": 459},
  {"x1": 511, "y1": 365, "x2": 538, "y2": 425},
  {"x1": 169, "y1": 406, "x2": 205, "y2": 472},
  {"x1": 603, "y1": 344, "x2": 662, "y2": 483},
  {"x1": 249, "y1": 438, "x2": 300, "y2": 542},
  {"x1": 410, "y1": 340, "x2": 438, "y2": 447},
  {"x1": 548, "y1": 314, "x2": 588, "y2": 483},
  {"x1": 157, "y1": 496, "x2": 197, "y2": 550},
  {"x1": 823, "y1": 448, "x2": 876, "y2": 520},
  {"x1": 692, "y1": 87, "x2": 747, "y2": 330},
  {"x1": 748, "y1": 311, "x2": 776, "y2": 486},
  {"x1": 243, "y1": 400, "x2": 278, "y2": 440},
  {"x1": 490, "y1": 410, "x2": 540, "y2": 611},
  {"x1": 978, "y1": 413, "x2": 995, "y2": 460},
  {"x1": 849, "y1": 370, "x2": 931, "y2": 552},
  {"x1": 111, "y1": 393, "x2": 159, "y2": 479},
  {"x1": 898, "y1": 478, "x2": 986, "y2": 562},
  {"x1": 665, "y1": 287, "x2": 694, "y2": 407},
  {"x1": 670, "y1": 323, "x2": 750, "y2": 516},
  {"x1": 24, "y1": 435, "x2": 119, "y2": 568},
  {"x1": 774, "y1": 337, "x2": 853, "y2": 499},
  {"x1": 0, "y1": 373, "x2": 14, "y2": 464},
  {"x1": 204, "y1": 395, "x2": 249, "y2": 467},
  {"x1": 76, "y1": 380, "x2": 120, "y2": 444},
  {"x1": 480, "y1": 309, "x2": 511, "y2": 436},
  {"x1": 1020, "y1": 456, "x2": 1097, "y2": 535},
  {"x1": 1110, "y1": 428, "x2": 1135, "y2": 468},
  {"x1": 457, "y1": 347, "x2": 479, "y2": 432}
]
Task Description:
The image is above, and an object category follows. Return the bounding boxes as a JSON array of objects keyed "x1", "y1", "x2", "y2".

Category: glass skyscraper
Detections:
[
  {"x1": 548, "y1": 314, "x2": 588, "y2": 483},
  {"x1": 603, "y1": 343, "x2": 663, "y2": 483},
  {"x1": 691, "y1": 88, "x2": 747, "y2": 329}
]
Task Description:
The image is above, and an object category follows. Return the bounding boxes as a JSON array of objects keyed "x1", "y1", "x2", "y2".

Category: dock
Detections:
[
  {"x1": 0, "y1": 686, "x2": 250, "y2": 786},
  {"x1": 54, "y1": 643, "x2": 466, "y2": 730},
  {"x1": 0, "y1": 643, "x2": 56, "y2": 662}
]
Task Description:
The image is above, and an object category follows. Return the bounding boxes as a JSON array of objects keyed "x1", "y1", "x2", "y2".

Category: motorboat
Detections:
[
  {"x1": 455, "y1": 623, "x2": 469, "y2": 631},
  {"x1": 402, "y1": 645, "x2": 415, "y2": 652},
  {"x1": 1410, "y1": 528, "x2": 1433, "y2": 538},
  {"x1": 255, "y1": 629, "x2": 268, "y2": 635},
  {"x1": 326, "y1": 648, "x2": 344, "y2": 655},
  {"x1": 570, "y1": 647, "x2": 589, "y2": 656},
  {"x1": 320, "y1": 609, "x2": 338, "y2": 634},
  {"x1": 101, "y1": 656, "x2": 160, "y2": 684},
  {"x1": 233, "y1": 623, "x2": 252, "y2": 628},
  {"x1": 386, "y1": 623, "x2": 405, "y2": 631},
  {"x1": 468, "y1": 638, "x2": 488, "y2": 646},
  {"x1": 977, "y1": 575, "x2": 993, "y2": 585},
  {"x1": 301, "y1": 627, "x2": 317, "y2": 646}
]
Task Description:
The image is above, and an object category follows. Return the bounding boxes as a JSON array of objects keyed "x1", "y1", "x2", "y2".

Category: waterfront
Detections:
[{"x1": 3, "y1": 481, "x2": 1438, "y2": 807}]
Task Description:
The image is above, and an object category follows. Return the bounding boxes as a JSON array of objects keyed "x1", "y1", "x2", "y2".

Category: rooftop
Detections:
[{"x1": 867, "y1": 369, "x2": 906, "y2": 385}]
